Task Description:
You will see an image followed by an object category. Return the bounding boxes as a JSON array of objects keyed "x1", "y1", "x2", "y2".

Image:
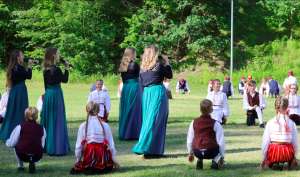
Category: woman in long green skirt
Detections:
[
  {"x1": 0, "y1": 50, "x2": 33, "y2": 140},
  {"x1": 40, "y1": 47, "x2": 71, "y2": 155},
  {"x1": 132, "y1": 45, "x2": 172, "y2": 158}
]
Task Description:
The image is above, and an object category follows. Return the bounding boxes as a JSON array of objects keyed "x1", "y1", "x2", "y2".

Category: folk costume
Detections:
[
  {"x1": 283, "y1": 71, "x2": 298, "y2": 95},
  {"x1": 243, "y1": 91, "x2": 267, "y2": 127},
  {"x1": 87, "y1": 90, "x2": 111, "y2": 122},
  {"x1": 268, "y1": 77, "x2": 282, "y2": 98},
  {"x1": 70, "y1": 116, "x2": 116, "y2": 175},
  {"x1": 90, "y1": 84, "x2": 108, "y2": 92},
  {"x1": 40, "y1": 65, "x2": 71, "y2": 155},
  {"x1": 238, "y1": 77, "x2": 246, "y2": 94},
  {"x1": 117, "y1": 79, "x2": 123, "y2": 98},
  {"x1": 176, "y1": 79, "x2": 190, "y2": 94},
  {"x1": 220, "y1": 77, "x2": 235, "y2": 99},
  {"x1": 163, "y1": 78, "x2": 173, "y2": 99},
  {"x1": 36, "y1": 94, "x2": 45, "y2": 113},
  {"x1": 206, "y1": 91, "x2": 230, "y2": 124},
  {"x1": 261, "y1": 114, "x2": 299, "y2": 168},
  {"x1": 208, "y1": 81, "x2": 213, "y2": 93},
  {"x1": 132, "y1": 62, "x2": 172, "y2": 156},
  {"x1": 286, "y1": 93, "x2": 300, "y2": 125},
  {"x1": 0, "y1": 64, "x2": 32, "y2": 140},
  {"x1": 0, "y1": 92, "x2": 9, "y2": 123},
  {"x1": 118, "y1": 61, "x2": 142, "y2": 140},
  {"x1": 6, "y1": 120, "x2": 46, "y2": 171},
  {"x1": 259, "y1": 78, "x2": 270, "y2": 96},
  {"x1": 187, "y1": 114, "x2": 225, "y2": 164},
  {"x1": 244, "y1": 77, "x2": 258, "y2": 94}
]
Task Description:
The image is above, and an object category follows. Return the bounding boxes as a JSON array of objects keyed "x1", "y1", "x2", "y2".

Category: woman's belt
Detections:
[
  {"x1": 13, "y1": 81, "x2": 25, "y2": 86},
  {"x1": 147, "y1": 82, "x2": 163, "y2": 87},
  {"x1": 272, "y1": 142, "x2": 290, "y2": 145},
  {"x1": 47, "y1": 84, "x2": 61, "y2": 89},
  {"x1": 124, "y1": 78, "x2": 139, "y2": 84}
]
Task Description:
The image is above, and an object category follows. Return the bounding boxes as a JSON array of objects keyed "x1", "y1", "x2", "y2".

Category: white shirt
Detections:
[
  {"x1": 206, "y1": 91, "x2": 230, "y2": 122},
  {"x1": 6, "y1": 124, "x2": 46, "y2": 149},
  {"x1": 207, "y1": 84, "x2": 213, "y2": 93},
  {"x1": 239, "y1": 82, "x2": 246, "y2": 90},
  {"x1": 187, "y1": 120, "x2": 225, "y2": 157},
  {"x1": 243, "y1": 92, "x2": 267, "y2": 110},
  {"x1": 163, "y1": 82, "x2": 171, "y2": 91},
  {"x1": 220, "y1": 82, "x2": 235, "y2": 99},
  {"x1": 176, "y1": 82, "x2": 191, "y2": 93},
  {"x1": 117, "y1": 82, "x2": 123, "y2": 98},
  {"x1": 259, "y1": 82, "x2": 270, "y2": 97},
  {"x1": 283, "y1": 76, "x2": 298, "y2": 89},
  {"x1": 75, "y1": 116, "x2": 116, "y2": 161},
  {"x1": 37, "y1": 95, "x2": 44, "y2": 112},
  {"x1": 102, "y1": 85, "x2": 108, "y2": 91},
  {"x1": 261, "y1": 114, "x2": 299, "y2": 159},
  {"x1": 0, "y1": 92, "x2": 8, "y2": 117},
  {"x1": 87, "y1": 90, "x2": 111, "y2": 117},
  {"x1": 286, "y1": 93, "x2": 300, "y2": 115}
]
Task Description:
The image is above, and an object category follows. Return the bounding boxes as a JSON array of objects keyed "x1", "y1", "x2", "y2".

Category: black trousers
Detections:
[
  {"x1": 193, "y1": 147, "x2": 219, "y2": 161},
  {"x1": 246, "y1": 111, "x2": 258, "y2": 126},
  {"x1": 16, "y1": 152, "x2": 43, "y2": 163}
]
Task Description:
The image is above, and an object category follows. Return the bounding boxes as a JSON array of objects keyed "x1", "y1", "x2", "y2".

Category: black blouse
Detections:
[
  {"x1": 43, "y1": 65, "x2": 69, "y2": 90},
  {"x1": 139, "y1": 62, "x2": 172, "y2": 87},
  {"x1": 12, "y1": 64, "x2": 32, "y2": 85},
  {"x1": 121, "y1": 61, "x2": 140, "y2": 81}
]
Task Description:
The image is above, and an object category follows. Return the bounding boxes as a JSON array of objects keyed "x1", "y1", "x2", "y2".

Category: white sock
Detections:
[
  {"x1": 256, "y1": 107, "x2": 264, "y2": 124},
  {"x1": 213, "y1": 153, "x2": 220, "y2": 162},
  {"x1": 35, "y1": 159, "x2": 41, "y2": 165},
  {"x1": 14, "y1": 149, "x2": 24, "y2": 168}
]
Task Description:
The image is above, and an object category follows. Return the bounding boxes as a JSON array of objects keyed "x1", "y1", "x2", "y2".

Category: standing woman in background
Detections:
[
  {"x1": 40, "y1": 47, "x2": 71, "y2": 155},
  {"x1": 0, "y1": 50, "x2": 32, "y2": 140},
  {"x1": 132, "y1": 45, "x2": 172, "y2": 158},
  {"x1": 118, "y1": 47, "x2": 142, "y2": 140}
]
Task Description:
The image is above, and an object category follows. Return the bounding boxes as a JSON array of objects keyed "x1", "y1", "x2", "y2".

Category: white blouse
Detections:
[
  {"x1": 283, "y1": 76, "x2": 298, "y2": 89},
  {"x1": 261, "y1": 114, "x2": 299, "y2": 159},
  {"x1": 36, "y1": 95, "x2": 43, "y2": 113},
  {"x1": 243, "y1": 92, "x2": 267, "y2": 110},
  {"x1": 163, "y1": 82, "x2": 172, "y2": 91},
  {"x1": 207, "y1": 84, "x2": 213, "y2": 93},
  {"x1": 75, "y1": 116, "x2": 116, "y2": 161},
  {"x1": 87, "y1": 90, "x2": 111, "y2": 117},
  {"x1": 286, "y1": 93, "x2": 300, "y2": 115},
  {"x1": 0, "y1": 92, "x2": 8, "y2": 117},
  {"x1": 206, "y1": 91, "x2": 230, "y2": 122}
]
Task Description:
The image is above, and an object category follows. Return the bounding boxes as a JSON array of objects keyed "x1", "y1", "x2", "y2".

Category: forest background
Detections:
[{"x1": 1, "y1": 0, "x2": 300, "y2": 87}]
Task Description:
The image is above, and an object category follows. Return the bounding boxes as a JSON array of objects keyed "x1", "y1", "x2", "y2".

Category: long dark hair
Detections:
[
  {"x1": 6, "y1": 50, "x2": 21, "y2": 87},
  {"x1": 44, "y1": 47, "x2": 57, "y2": 71}
]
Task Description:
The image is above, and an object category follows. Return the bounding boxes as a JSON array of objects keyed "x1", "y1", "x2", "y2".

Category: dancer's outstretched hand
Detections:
[
  {"x1": 291, "y1": 159, "x2": 299, "y2": 167},
  {"x1": 260, "y1": 159, "x2": 267, "y2": 170},
  {"x1": 188, "y1": 153, "x2": 194, "y2": 163},
  {"x1": 218, "y1": 157, "x2": 224, "y2": 167},
  {"x1": 114, "y1": 162, "x2": 120, "y2": 169}
]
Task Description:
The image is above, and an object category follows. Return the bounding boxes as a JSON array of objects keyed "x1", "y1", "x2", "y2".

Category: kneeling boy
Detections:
[
  {"x1": 187, "y1": 99, "x2": 225, "y2": 170},
  {"x1": 6, "y1": 107, "x2": 46, "y2": 174}
]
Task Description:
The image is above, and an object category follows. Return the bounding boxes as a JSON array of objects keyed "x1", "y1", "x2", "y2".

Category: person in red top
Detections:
[
  {"x1": 6, "y1": 107, "x2": 46, "y2": 174},
  {"x1": 187, "y1": 99, "x2": 225, "y2": 170}
]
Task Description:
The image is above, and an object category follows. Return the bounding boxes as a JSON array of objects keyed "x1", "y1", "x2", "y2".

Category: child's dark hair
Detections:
[
  {"x1": 96, "y1": 79, "x2": 103, "y2": 83},
  {"x1": 200, "y1": 99, "x2": 213, "y2": 115},
  {"x1": 212, "y1": 79, "x2": 220, "y2": 86},
  {"x1": 248, "y1": 80, "x2": 256, "y2": 87},
  {"x1": 84, "y1": 101, "x2": 100, "y2": 149}
]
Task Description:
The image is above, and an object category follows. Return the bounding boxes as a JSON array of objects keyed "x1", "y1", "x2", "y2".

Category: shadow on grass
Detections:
[
  {"x1": 113, "y1": 163, "x2": 184, "y2": 174},
  {"x1": 226, "y1": 148, "x2": 260, "y2": 154}
]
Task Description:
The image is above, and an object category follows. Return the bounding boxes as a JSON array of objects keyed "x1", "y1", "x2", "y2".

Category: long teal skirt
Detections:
[
  {"x1": 118, "y1": 78, "x2": 142, "y2": 140},
  {"x1": 132, "y1": 83, "x2": 169, "y2": 155},
  {"x1": 40, "y1": 84, "x2": 71, "y2": 155},
  {"x1": 0, "y1": 81, "x2": 27, "y2": 140}
]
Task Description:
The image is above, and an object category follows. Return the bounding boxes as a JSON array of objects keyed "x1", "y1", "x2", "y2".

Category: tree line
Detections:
[{"x1": 1, "y1": 0, "x2": 300, "y2": 75}]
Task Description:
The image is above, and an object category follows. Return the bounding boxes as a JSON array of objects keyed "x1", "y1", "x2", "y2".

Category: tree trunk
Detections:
[{"x1": 290, "y1": 9, "x2": 293, "y2": 40}]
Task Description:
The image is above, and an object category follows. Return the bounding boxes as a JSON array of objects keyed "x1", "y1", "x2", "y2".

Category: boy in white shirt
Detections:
[
  {"x1": 207, "y1": 79, "x2": 213, "y2": 93},
  {"x1": 0, "y1": 85, "x2": 10, "y2": 123},
  {"x1": 238, "y1": 76, "x2": 246, "y2": 94},
  {"x1": 220, "y1": 77, "x2": 235, "y2": 99}
]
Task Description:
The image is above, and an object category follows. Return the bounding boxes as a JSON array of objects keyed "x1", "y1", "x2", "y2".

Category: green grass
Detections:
[{"x1": 0, "y1": 80, "x2": 300, "y2": 177}]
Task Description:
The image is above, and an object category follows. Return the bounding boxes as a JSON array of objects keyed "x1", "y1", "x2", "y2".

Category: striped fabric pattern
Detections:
[{"x1": 267, "y1": 144, "x2": 295, "y2": 167}]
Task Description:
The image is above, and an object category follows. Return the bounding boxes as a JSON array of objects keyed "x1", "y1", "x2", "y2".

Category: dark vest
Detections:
[
  {"x1": 16, "y1": 120, "x2": 44, "y2": 155},
  {"x1": 238, "y1": 81, "x2": 245, "y2": 93},
  {"x1": 246, "y1": 92, "x2": 260, "y2": 115},
  {"x1": 222, "y1": 81, "x2": 232, "y2": 95},
  {"x1": 179, "y1": 80, "x2": 186, "y2": 88},
  {"x1": 269, "y1": 80, "x2": 279, "y2": 94},
  {"x1": 193, "y1": 115, "x2": 218, "y2": 149}
]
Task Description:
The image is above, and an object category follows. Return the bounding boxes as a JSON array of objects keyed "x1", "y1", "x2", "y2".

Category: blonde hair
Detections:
[
  {"x1": 25, "y1": 107, "x2": 39, "y2": 120},
  {"x1": 248, "y1": 80, "x2": 256, "y2": 87},
  {"x1": 200, "y1": 99, "x2": 213, "y2": 115},
  {"x1": 84, "y1": 101, "x2": 100, "y2": 149},
  {"x1": 119, "y1": 47, "x2": 136, "y2": 72},
  {"x1": 275, "y1": 96, "x2": 289, "y2": 131},
  {"x1": 44, "y1": 47, "x2": 57, "y2": 71},
  {"x1": 140, "y1": 45, "x2": 159, "y2": 71}
]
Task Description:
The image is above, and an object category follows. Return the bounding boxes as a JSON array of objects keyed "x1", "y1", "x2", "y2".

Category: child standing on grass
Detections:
[
  {"x1": 70, "y1": 101, "x2": 119, "y2": 175},
  {"x1": 187, "y1": 99, "x2": 225, "y2": 170},
  {"x1": 243, "y1": 80, "x2": 267, "y2": 128},
  {"x1": 286, "y1": 84, "x2": 300, "y2": 125},
  {"x1": 0, "y1": 85, "x2": 10, "y2": 123},
  {"x1": 6, "y1": 107, "x2": 46, "y2": 174},
  {"x1": 206, "y1": 79, "x2": 230, "y2": 124},
  {"x1": 261, "y1": 96, "x2": 299, "y2": 171},
  {"x1": 207, "y1": 79, "x2": 213, "y2": 93},
  {"x1": 87, "y1": 79, "x2": 111, "y2": 122}
]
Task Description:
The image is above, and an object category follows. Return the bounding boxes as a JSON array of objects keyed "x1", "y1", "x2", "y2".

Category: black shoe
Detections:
[
  {"x1": 211, "y1": 161, "x2": 219, "y2": 170},
  {"x1": 29, "y1": 162, "x2": 36, "y2": 174},
  {"x1": 196, "y1": 159, "x2": 203, "y2": 170},
  {"x1": 275, "y1": 95, "x2": 277, "y2": 98},
  {"x1": 272, "y1": 163, "x2": 279, "y2": 170},
  {"x1": 260, "y1": 124, "x2": 265, "y2": 128},
  {"x1": 17, "y1": 167, "x2": 24, "y2": 172}
]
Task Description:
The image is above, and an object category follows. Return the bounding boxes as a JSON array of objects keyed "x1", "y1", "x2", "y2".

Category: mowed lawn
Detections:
[{"x1": 0, "y1": 79, "x2": 300, "y2": 177}]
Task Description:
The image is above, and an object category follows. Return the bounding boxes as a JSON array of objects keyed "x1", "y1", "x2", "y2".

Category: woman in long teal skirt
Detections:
[
  {"x1": 118, "y1": 47, "x2": 142, "y2": 140},
  {"x1": 40, "y1": 47, "x2": 71, "y2": 155},
  {"x1": 0, "y1": 50, "x2": 33, "y2": 140},
  {"x1": 132, "y1": 45, "x2": 172, "y2": 158}
]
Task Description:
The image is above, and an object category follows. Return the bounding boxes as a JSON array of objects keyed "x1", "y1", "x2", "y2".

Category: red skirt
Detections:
[
  {"x1": 73, "y1": 143, "x2": 114, "y2": 170},
  {"x1": 267, "y1": 144, "x2": 295, "y2": 167}
]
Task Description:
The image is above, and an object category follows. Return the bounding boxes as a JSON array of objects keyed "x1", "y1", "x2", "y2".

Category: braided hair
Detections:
[
  {"x1": 84, "y1": 101, "x2": 100, "y2": 149},
  {"x1": 274, "y1": 96, "x2": 289, "y2": 132}
]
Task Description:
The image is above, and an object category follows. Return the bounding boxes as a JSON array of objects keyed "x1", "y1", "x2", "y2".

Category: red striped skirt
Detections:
[
  {"x1": 267, "y1": 144, "x2": 295, "y2": 167},
  {"x1": 73, "y1": 143, "x2": 114, "y2": 170}
]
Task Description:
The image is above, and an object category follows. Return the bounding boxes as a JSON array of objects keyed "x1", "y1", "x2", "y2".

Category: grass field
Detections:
[{"x1": 0, "y1": 79, "x2": 300, "y2": 177}]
